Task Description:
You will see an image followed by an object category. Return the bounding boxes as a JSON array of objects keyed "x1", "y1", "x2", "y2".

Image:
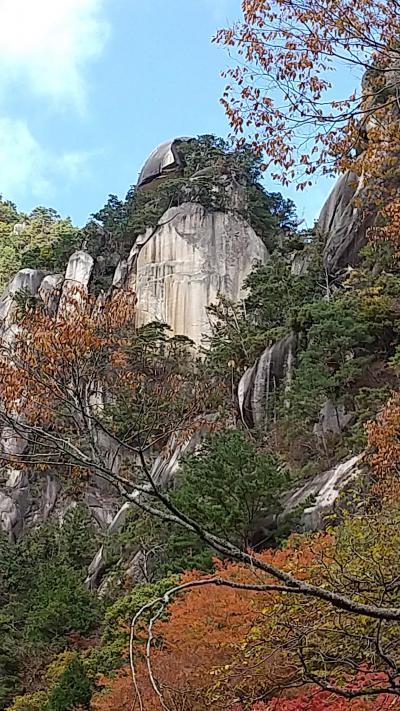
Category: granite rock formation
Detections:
[
  {"x1": 137, "y1": 137, "x2": 192, "y2": 190},
  {"x1": 319, "y1": 171, "x2": 372, "y2": 272},
  {"x1": 128, "y1": 203, "x2": 267, "y2": 346},
  {"x1": 0, "y1": 137, "x2": 372, "y2": 571},
  {"x1": 238, "y1": 334, "x2": 297, "y2": 430}
]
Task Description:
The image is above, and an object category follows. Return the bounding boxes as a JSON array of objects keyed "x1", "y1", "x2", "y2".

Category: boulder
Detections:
[{"x1": 137, "y1": 137, "x2": 192, "y2": 190}]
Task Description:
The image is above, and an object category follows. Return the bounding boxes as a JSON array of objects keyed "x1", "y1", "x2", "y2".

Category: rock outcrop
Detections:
[
  {"x1": 0, "y1": 174, "x2": 268, "y2": 537},
  {"x1": 0, "y1": 268, "x2": 47, "y2": 343},
  {"x1": 85, "y1": 415, "x2": 217, "y2": 590},
  {"x1": 0, "y1": 250, "x2": 102, "y2": 539},
  {"x1": 137, "y1": 137, "x2": 192, "y2": 190},
  {"x1": 319, "y1": 171, "x2": 373, "y2": 272},
  {"x1": 313, "y1": 400, "x2": 354, "y2": 441},
  {"x1": 127, "y1": 203, "x2": 267, "y2": 346},
  {"x1": 279, "y1": 454, "x2": 364, "y2": 530},
  {"x1": 0, "y1": 137, "x2": 370, "y2": 559},
  {"x1": 238, "y1": 334, "x2": 297, "y2": 429},
  {"x1": 58, "y1": 250, "x2": 94, "y2": 316}
]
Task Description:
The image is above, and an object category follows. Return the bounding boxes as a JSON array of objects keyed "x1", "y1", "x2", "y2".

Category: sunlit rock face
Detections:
[
  {"x1": 129, "y1": 203, "x2": 268, "y2": 346},
  {"x1": 279, "y1": 454, "x2": 364, "y2": 531},
  {"x1": 39, "y1": 274, "x2": 64, "y2": 315},
  {"x1": 0, "y1": 268, "x2": 47, "y2": 341},
  {"x1": 58, "y1": 250, "x2": 94, "y2": 316}
]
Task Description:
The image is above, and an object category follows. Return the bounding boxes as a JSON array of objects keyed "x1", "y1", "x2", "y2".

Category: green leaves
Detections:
[
  {"x1": 0, "y1": 508, "x2": 101, "y2": 701},
  {"x1": 289, "y1": 290, "x2": 397, "y2": 428},
  {"x1": 0, "y1": 201, "x2": 81, "y2": 290},
  {"x1": 128, "y1": 430, "x2": 290, "y2": 579},
  {"x1": 206, "y1": 239, "x2": 324, "y2": 373},
  {"x1": 45, "y1": 656, "x2": 92, "y2": 711},
  {"x1": 173, "y1": 429, "x2": 289, "y2": 549}
]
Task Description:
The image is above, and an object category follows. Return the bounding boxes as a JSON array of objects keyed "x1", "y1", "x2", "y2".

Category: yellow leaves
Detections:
[
  {"x1": 216, "y1": 0, "x2": 400, "y2": 187},
  {"x1": 0, "y1": 291, "x2": 137, "y2": 431}
]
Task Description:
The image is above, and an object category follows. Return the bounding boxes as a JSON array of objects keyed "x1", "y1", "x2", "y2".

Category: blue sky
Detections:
[{"x1": 0, "y1": 0, "x2": 337, "y2": 227}]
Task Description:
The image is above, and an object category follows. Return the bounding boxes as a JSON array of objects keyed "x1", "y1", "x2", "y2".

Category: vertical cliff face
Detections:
[
  {"x1": 128, "y1": 203, "x2": 268, "y2": 346},
  {"x1": 319, "y1": 59, "x2": 400, "y2": 273},
  {"x1": 319, "y1": 171, "x2": 370, "y2": 272}
]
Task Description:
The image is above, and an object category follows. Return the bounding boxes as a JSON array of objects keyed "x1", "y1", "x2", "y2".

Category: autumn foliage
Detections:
[
  {"x1": 0, "y1": 287, "x2": 225, "y2": 480},
  {"x1": 92, "y1": 516, "x2": 400, "y2": 710},
  {"x1": 215, "y1": 0, "x2": 400, "y2": 181},
  {"x1": 241, "y1": 686, "x2": 400, "y2": 710}
]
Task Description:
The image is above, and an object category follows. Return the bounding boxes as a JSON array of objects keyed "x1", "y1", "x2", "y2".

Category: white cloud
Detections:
[
  {"x1": 0, "y1": 0, "x2": 109, "y2": 110},
  {"x1": 0, "y1": 117, "x2": 92, "y2": 201}
]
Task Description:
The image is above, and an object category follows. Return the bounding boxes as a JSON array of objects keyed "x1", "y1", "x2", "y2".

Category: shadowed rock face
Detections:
[
  {"x1": 137, "y1": 137, "x2": 192, "y2": 189},
  {"x1": 238, "y1": 334, "x2": 297, "y2": 429},
  {"x1": 319, "y1": 171, "x2": 374, "y2": 272},
  {"x1": 313, "y1": 400, "x2": 353, "y2": 440},
  {"x1": 85, "y1": 414, "x2": 218, "y2": 590}
]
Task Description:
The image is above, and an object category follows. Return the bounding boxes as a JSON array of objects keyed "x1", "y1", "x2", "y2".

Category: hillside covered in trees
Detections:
[{"x1": 2, "y1": 1, "x2": 400, "y2": 710}]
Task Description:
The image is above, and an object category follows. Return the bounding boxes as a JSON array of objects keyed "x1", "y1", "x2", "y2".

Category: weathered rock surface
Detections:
[
  {"x1": 319, "y1": 171, "x2": 373, "y2": 272},
  {"x1": 0, "y1": 268, "x2": 47, "y2": 342},
  {"x1": 0, "y1": 193, "x2": 267, "y2": 537},
  {"x1": 58, "y1": 250, "x2": 94, "y2": 315},
  {"x1": 290, "y1": 249, "x2": 312, "y2": 276},
  {"x1": 238, "y1": 334, "x2": 297, "y2": 429},
  {"x1": 137, "y1": 137, "x2": 192, "y2": 189},
  {"x1": 0, "y1": 470, "x2": 31, "y2": 541},
  {"x1": 0, "y1": 146, "x2": 368, "y2": 561},
  {"x1": 0, "y1": 466, "x2": 122, "y2": 541},
  {"x1": 313, "y1": 399, "x2": 354, "y2": 440},
  {"x1": 39, "y1": 273, "x2": 64, "y2": 314},
  {"x1": 128, "y1": 203, "x2": 267, "y2": 346},
  {"x1": 85, "y1": 414, "x2": 217, "y2": 589},
  {"x1": 280, "y1": 454, "x2": 364, "y2": 530}
]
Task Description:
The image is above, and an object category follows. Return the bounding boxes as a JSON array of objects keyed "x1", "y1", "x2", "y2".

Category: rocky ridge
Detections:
[{"x1": 0, "y1": 137, "x2": 371, "y2": 587}]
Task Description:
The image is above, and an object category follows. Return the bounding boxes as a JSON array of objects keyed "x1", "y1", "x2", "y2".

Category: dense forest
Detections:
[{"x1": 2, "y1": 1, "x2": 400, "y2": 710}]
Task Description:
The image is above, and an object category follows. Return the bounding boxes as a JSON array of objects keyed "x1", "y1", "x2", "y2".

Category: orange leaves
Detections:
[
  {"x1": 215, "y1": 0, "x2": 400, "y2": 185},
  {"x1": 368, "y1": 199, "x2": 400, "y2": 257},
  {"x1": 0, "y1": 288, "x2": 137, "y2": 422},
  {"x1": 92, "y1": 538, "x2": 332, "y2": 711},
  {"x1": 91, "y1": 520, "x2": 400, "y2": 711},
  {"x1": 367, "y1": 393, "x2": 400, "y2": 478}
]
